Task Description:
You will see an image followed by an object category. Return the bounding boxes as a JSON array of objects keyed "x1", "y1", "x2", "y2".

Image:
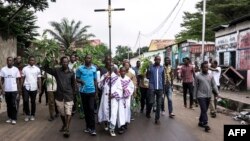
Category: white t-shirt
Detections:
[
  {"x1": 22, "y1": 65, "x2": 41, "y2": 91},
  {"x1": 0, "y1": 66, "x2": 21, "y2": 92},
  {"x1": 46, "y1": 73, "x2": 57, "y2": 92},
  {"x1": 68, "y1": 62, "x2": 76, "y2": 72},
  {"x1": 211, "y1": 67, "x2": 221, "y2": 86}
]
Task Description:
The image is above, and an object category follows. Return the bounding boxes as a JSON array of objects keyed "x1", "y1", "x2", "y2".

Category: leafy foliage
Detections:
[
  {"x1": 5, "y1": 0, "x2": 53, "y2": 11},
  {"x1": 74, "y1": 44, "x2": 109, "y2": 67},
  {"x1": 43, "y1": 18, "x2": 95, "y2": 49},
  {"x1": 24, "y1": 37, "x2": 60, "y2": 67},
  {"x1": 139, "y1": 57, "x2": 152, "y2": 76},
  {"x1": 0, "y1": 5, "x2": 39, "y2": 48},
  {"x1": 176, "y1": 0, "x2": 250, "y2": 42},
  {"x1": 113, "y1": 45, "x2": 132, "y2": 63}
]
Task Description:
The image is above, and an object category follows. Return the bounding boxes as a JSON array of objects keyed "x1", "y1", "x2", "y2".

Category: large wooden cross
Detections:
[{"x1": 94, "y1": 0, "x2": 125, "y2": 124}]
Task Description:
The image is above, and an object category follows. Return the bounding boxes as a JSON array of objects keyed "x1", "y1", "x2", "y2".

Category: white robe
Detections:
[
  {"x1": 119, "y1": 76, "x2": 135, "y2": 125},
  {"x1": 98, "y1": 72, "x2": 123, "y2": 127}
]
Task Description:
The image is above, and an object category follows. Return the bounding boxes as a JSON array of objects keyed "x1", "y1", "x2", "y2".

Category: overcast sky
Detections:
[{"x1": 36, "y1": 0, "x2": 200, "y2": 52}]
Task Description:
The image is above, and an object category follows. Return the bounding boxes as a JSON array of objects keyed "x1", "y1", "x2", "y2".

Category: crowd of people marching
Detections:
[{"x1": 0, "y1": 54, "x2": 222, "y2": 137}]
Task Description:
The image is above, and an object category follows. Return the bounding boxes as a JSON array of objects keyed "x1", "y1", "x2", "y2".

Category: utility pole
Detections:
[
  {"x1": 94, "y1": 0, "x2": 125, "y2": 125},
  {"x1": 201, "y1": 0, "x2": 206, "y2": 62},
  {"x1": 138, "y1": 31, "x2": 141, "y2": 58}
]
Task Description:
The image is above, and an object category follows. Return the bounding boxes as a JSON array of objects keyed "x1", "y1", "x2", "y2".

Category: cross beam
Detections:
[{"x1": 94, "y1": 0, "x2": 125, "y2": 54}]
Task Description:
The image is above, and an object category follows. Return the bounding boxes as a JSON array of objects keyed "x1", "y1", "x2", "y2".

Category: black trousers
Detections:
[
  {"x1": 81, "y1": 93, "x2": 96, "y2": 130},
  {"x1": 39, "y1": 82, "x2": 48, "y2": 104},
  {"x1": 5, "y1": 92, "x2": 18, "y2": 120},
  {"x1": 182, "y1": 82, "x2": 194, "y2": 107},
  {"x1": 23, "y1": 88, "x2": 37, "y2": 116},
  {"x1": 146, "y1": 89, "x2": 163, "y2": 120},
  {"x1": 198, "y1": 98, "x2": 211, "y2": 125},
  {"x1": 140, "y1": 87, "x2": 148, "y2": 111}
]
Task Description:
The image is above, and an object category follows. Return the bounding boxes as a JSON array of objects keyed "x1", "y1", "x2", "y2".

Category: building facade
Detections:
[{"x1": 214, "y1": 15, "x2": 250, "y2": 90}]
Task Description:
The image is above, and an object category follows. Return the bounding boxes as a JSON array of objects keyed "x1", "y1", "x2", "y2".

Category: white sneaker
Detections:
[
  {"x1": 30, "y1": 116, "x2": 35, "y2": 121},
  {"x1": 104, "y1": 127, "x2": 109, "y2": 131},
  {"x1": 109, "y1": 130, "x2": 116, "y2": 137},
  {"x1": 6, "y1": 119, "x2": 12, "y2": 123},
  {"x1": 161, "y1": 111, "x2": 166, "y2": 116},
  {"x1": 24, "y1": 116, "x2": 30, "y2": 122},
  {"x1": 11, "y1": 120, "x2": 16, "y2": 125}
]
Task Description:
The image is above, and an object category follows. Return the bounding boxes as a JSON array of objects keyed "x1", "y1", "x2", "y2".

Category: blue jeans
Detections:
[{"x1": 165, "y1": 86, "x2": 173, "y2": 114}]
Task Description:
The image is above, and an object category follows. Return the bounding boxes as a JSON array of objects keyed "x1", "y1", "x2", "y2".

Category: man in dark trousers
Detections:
[
  {"x1": 0, "y1": 57, "x2": 21, "y2": 125},
  {"x1": 21, "y1": 56, "x2": 42, "y2": 122},
  {"x1": 146, "y1": 56, "x2": 164, "y2": 124},
  {"x1": 44, "y1": 57, "x2": 76, "y2": 138},
  {"x1": 76, "y1": 54, "x2": 97, "y2": 136},
  {"x1": 181, "y1": 57, "x2": 195, "y2": 109},
  {"x1": 194, "y1": 61, "x2": 219, "y2": 132}
]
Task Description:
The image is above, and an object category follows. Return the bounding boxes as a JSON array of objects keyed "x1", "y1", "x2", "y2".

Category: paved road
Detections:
[{"x1": 0, "y1": 91, "x2": 239, "y2": 141}]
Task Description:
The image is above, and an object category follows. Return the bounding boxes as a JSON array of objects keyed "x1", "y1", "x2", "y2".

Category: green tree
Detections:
[
  {"x1": 176, "y1": 0, "x2": 250, "y2": 42},
  {"x1": 5, "y1": 0, "x2": 56, "y2": 22},
  {"x1": 134, "y1": 46, "x2": 149, "y2": 56},
  {"x1": 0, "y1": 0, "x2": 56, "y2": 48},
  {"x1": 24, "y1": 38, "x2": 60, "y2": 66},
  {"x1": 75, "y1": 44, "x2": 109, "y2": 67},
  {"x1": 43, "y1": 18, "x2": 95, "y2": 49},
  {"x1": 113, "y1": 45, "x2": 132, "y2": 62},
  {"x1": 0, "y1": 5, "x2": 39, "y2": 48}
]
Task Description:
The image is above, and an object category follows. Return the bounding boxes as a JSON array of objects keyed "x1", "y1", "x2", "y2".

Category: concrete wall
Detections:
[
  {"x1": 0, "y1": 36, "x2": 17, "y2": 68},
  {"x1": 130, "y1": 49, "x2": 166, "y2": 67}
]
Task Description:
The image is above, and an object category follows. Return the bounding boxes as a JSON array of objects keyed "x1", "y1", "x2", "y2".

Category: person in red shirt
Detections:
[{"x1": 181, "y1": 57, "x2": 196, "y2": 109}]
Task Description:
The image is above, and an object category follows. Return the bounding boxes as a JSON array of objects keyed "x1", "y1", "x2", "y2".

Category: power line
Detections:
[
  {"x1": 160, "y1": 0, "x2": 186, "y2": 38},
  {"x1": 140, "y1": 0, "x2": 182, "y2": 37}
]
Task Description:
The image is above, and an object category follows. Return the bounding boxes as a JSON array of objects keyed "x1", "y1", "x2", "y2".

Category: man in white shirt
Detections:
[
  {"x1": 0, "y1": 57, "x2": 21, "y2": 125},
  {"x1": 68, "y1": 54, "x2": 76, "y2": 72},
  {"x1": 21, "y1": 56, "x2": 41, "y2": 121},
  {"x1": 209, "y1": 60, "x2": 221, "y2": 118},
  {"x1": 46, "y1": 72, "x2": 59, "y2": 121}
]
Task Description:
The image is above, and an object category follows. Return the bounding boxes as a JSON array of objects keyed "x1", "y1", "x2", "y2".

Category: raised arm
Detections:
[{"x1": 42, "y1": 64, "x2": 56, "y2": 76}]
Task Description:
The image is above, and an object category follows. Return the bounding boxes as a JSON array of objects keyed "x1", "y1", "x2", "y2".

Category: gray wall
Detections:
[{"x1": 0, "y1": 36, "x2": 17, "y2": 68}]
